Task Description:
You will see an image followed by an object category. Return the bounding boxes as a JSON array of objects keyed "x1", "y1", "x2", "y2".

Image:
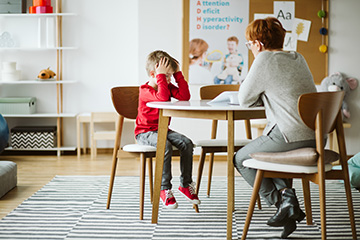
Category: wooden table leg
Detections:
[
  {"x1": 151, "y1": 109, "x2": 169, "y2": 224},
  {"x1": 227, "y1": 111, "x2": 235, "y2": 240}
]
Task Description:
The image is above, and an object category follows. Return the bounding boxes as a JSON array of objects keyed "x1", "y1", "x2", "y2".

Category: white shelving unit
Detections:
[
  {"x1": 0, "y1": 80, "x2": 76, "y2": 84},
  {"x1": 0, "y1": 47, "x2": 77, "y2": 50},
  {"x1": 0, "y1": 13, "x2": 75, "y2": 17},
  {"x1": 2, "y1": 113, "x2": 77, "y2": 118},
  {"x1": 0, "y1": 1, "x2": 77, "y2": 156}
]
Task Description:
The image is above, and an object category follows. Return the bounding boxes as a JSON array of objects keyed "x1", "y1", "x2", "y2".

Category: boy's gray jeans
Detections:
[
  {"x1": 234, "y1": 125, "x2": 316, "y2": 207},
  {"x1": 136, "y1": 130, "x2": 194, "y2": 190}
]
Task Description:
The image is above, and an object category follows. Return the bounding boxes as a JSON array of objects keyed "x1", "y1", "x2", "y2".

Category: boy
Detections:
[
  {"x1": 135, "y1": 50, "x2": 200, "y2": 209},
  {"x1": 214, "y1": 36, "x2": 244, "y2": 84}
]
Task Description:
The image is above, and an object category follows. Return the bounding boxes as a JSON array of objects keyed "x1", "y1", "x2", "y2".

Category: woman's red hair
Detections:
[{"x1": 245, "y1": 17, "x2": 286, "y2": 50}]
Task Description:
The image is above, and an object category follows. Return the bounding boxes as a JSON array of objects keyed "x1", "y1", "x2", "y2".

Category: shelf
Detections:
[
  {"x1": 1, "y1": 3, "x2": 76, "y2": 156},
  {"x1": 0, "y1": 13, "x2": 76, "y2": 17},
  {"x1": 5, "y1": 146, "x2": 76, "y2": 151},
  {"x1": 3, "y1": 113, "x2": 77, "y2": 118},
  {"x1": 0, "y1": 80, "x2": 77, "y2": 84},
  {"x1": 0, "y1": 47, "x2": 77, "y2": 51}
]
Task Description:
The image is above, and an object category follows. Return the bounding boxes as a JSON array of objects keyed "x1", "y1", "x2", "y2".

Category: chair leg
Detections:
[
  {"x1": 343, "y1": 175, "x2": 357, "y2": 239},
  {"x1": 256, "y1": 194, "x2": 262, "y2": 210},
  {"x1": 194, "y1": 149, "x2": 207, "y2": 213},
  {"x1": 91, "y1": 139, "x2": 97, "y2": 159},
  {"x1": 76, "y1": 118, "x2": 81, "y2": 158},
  {"x1": 106, "y1": 152, "x2": 119, "y2": 209},
  {"x1": 318, "y1": 177, "x2": 327, "y2": 240},
  {"x1": 140, "y1": 154, "x2": 146, "y2": 220},
  {"x1": 241, "y1": 169, "x2": 264, "y2": 240},
  {"x1": 137, "y1": 154, "x2": 147, "y2": 220},
  {"x1": 148, "y1": 157, "x2": 154, "y2": 204},
  {"x1": 94, "y1": 141, "x2": 97, "y2": 158},
  {"x1": 82, "y1": 123, "x2": 87, "y2": 154},
  {"x1": 90, "y1": 139, "x2": 94, "y2": 158},
  {"x1": 301, "y1": 178, "x2": 313, "y2": 225},
  {"x1": 207, "y1": 152, "x2": 215, "y2": 197}
]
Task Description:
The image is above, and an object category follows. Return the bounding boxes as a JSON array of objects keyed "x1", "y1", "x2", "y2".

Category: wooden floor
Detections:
[{"x1": 0, "y1": 152, "x2": 233, "y2": 219}]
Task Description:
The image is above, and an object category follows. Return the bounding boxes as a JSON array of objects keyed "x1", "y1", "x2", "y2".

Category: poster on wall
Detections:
[{"x1": 187, "y1": 0, "x2": 249, "y2": 85}]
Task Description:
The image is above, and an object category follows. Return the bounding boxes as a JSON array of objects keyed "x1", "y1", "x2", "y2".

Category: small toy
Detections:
[
  {"x1": 216, "y1": 53, "x2": 243, "y2": 82},
  {"x1": 37, "y1": 67, "x2": 56, "y2": 80},
  {"x1": 319, "y1": 72, "x2": 358, "y2": 119}
]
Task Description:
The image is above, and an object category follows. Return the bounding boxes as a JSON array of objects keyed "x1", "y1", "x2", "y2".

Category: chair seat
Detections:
[
  {"x1": 243, "y1": 158, "x2": 333, "y2": 174},
  {"x1": 249, "y1": 148, "x2": 339, "y2": 166},
  {"x1": 122, "y1": 144, "x2": 157, "y2": 152},
  {"x1": 195, "y1": 139, "x2": 251, "y2": 147},
  {"x1": 122, "y1": 144, "x2": 179, "y2": 153}
]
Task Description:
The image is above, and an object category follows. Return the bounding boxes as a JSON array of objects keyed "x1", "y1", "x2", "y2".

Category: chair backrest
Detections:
[
  {"x1": 90, "y1": 112, "x2": 118, "y2": 123},
  {"x1": 200, "y1": 84, "x2": 240, "y2": 100},
  {"x1": 298, "y1": 91, "x2": 344, "y2": 134},
  {"x1": 111, "y1": 87, "x2": 140, "y2": 119}
]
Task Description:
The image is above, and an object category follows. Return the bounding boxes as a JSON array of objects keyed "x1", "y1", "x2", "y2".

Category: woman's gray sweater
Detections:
[{"x1": 238, "y1": 51, "x2": 317, "y2": 143}]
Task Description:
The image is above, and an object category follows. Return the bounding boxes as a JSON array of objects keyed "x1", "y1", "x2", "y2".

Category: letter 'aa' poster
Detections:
[{"x1": 188, "y1": 0, "x2": 249, "y2": 85}]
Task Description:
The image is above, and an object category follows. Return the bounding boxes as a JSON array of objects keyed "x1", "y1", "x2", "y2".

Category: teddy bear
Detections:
[
  {"x1": 216, "y1": 53, "x2": 243, "y2": 82},
  {"x1": 37, "y1": 67, "x2": 56, "y2": 80},
  {"x1": 319, "y1": 72, "x2": 358, "y2": 120}
]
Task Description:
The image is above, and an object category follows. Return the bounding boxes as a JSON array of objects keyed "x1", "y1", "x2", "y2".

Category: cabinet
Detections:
[{"x1": 0, "y1": 1, "x2": 76, "y2": 156}]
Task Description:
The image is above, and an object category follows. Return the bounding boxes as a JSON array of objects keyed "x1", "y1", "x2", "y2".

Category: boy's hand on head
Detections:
[
  {"x1": 175, "y1": 61, "x2": 181, "y2": 73},
  {"x1": 155, "y1": 57, "x2": 171, "y2": 75}
]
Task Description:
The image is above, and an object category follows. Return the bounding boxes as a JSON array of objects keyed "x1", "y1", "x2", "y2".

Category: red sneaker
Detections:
[
  {"x1": 160, "y1": 189, "x2": 178, "y2": 209},
  {"x1": 178, "y1": 182, "x2": 201, "y2": 205}
]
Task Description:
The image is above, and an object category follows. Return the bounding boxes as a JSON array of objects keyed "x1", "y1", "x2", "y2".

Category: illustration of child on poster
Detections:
[{"x1": 188, "y1": 0, "x2": 249, "y2": 85}]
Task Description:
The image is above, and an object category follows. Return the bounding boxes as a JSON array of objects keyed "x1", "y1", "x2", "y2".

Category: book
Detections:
[{"x1": 207, "y1": 91, "x2": 239, "y2": 105}]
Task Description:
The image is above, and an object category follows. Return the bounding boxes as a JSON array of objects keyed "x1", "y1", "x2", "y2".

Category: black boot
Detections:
[
  {"x1": 281, "y1": 219, "x2": 297, "y2": 239},
  {"x1": 267, "y1": 188, "x2": 305, "y2": 227}
]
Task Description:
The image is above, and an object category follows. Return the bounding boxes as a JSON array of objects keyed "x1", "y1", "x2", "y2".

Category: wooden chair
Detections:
[
  {"x1": 90, "y1": 112, "x2": 117, "y2": 158},
  {"x1": 241, "y1": 91, "x2": 357, "y2": 240},
  {"x1": 194, "y1": 84, "x2": 260, "y2": 211},
  {"x1": 107, "y1": 86, "x2": 180, "y2": 220}
]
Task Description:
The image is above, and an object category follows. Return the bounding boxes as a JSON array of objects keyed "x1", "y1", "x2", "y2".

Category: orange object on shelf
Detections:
[
  {"x1": 29, "y1": 6, "x2": 36, "y2": 13},
  {"x1": 33, "y1": 0, "x2": 51, "y2": 6}
]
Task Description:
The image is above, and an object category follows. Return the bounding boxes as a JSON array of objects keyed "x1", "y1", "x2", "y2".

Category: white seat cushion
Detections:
[
  {"x1": 122, "y1": 144, "x2": 156, "y2": 152},
  {"x1": 195, "y1": 139, "x2": 251, "y2": 147},
  {"x1": 243, "y1": 158, "x2": 333, "y2": 174},
  {"x1": 122, "y1": 144, "x2": 179, "y2": 153}
]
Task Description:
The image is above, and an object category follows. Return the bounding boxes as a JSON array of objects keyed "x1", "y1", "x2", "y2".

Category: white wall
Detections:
[
  {"x1": 1, "y1": 0, "x2": 359, "y2": 155},
  {"x1": 328, "y1": 0, "x2": 360, "y2": 155}
]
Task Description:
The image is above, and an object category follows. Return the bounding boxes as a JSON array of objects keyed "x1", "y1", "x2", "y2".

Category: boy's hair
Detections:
[
  {"x1": 245, "y1": 17, "x2": 286, "y2": 50},
  {"x1": 146, "y1": 50, "x2": 178, "y2": 76},
  {"x1": 227, "y1": 36, "x2": 239, "y2": 45}
]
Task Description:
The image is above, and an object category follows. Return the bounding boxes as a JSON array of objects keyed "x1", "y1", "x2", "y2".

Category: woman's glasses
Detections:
[
  {"x1": 245, "y1": 41, "x2": 253, "y2": 50},
  {"x1": 245, "y1": 41, "x2": 264, "y2": 50}
]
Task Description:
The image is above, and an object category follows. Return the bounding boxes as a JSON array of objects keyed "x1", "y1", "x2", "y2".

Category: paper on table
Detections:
[{"x1": 207, "y1": 91, "x2": 239, "y2": 105}]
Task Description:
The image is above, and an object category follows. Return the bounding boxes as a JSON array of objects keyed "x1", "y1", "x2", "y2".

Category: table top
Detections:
[{"x1": 147, "y1": 100, "x2": 265, "y2": 111}]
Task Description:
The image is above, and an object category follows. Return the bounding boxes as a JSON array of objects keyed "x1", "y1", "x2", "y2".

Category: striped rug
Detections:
[{"x1": 0, "y1": 176, "x2": 359, "y2": 239}]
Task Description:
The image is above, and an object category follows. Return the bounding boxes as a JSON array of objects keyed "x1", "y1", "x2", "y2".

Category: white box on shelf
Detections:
[
  {"x1": 1, "y1": 61, "x2": 21, "y2": 81},
  {"x1": 46, "y1": 17, "x2": 55, "y2": 48},
  {"x1": 37, "y1": 18, "x2": 46, "y2": 48},
  {"x1": 0, "y1": 97, "x2": 36, "y2": 114},
  {"x1": 11, "y1": 126, "x2": 57, "y2": 149}
]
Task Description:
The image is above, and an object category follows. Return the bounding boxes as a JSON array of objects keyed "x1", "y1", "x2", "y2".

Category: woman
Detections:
[
  {"x1": 234, "y1": 17, "x2": 317, "y2": 238},
  {"x1": 188, "y1": 38, "x2": 213, "y2": 85}
]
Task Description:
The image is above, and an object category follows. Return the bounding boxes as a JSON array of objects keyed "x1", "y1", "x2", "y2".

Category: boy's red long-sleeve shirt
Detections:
[{"x1": 135, "y1": 71, "x2": 190, "y2": 136}]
